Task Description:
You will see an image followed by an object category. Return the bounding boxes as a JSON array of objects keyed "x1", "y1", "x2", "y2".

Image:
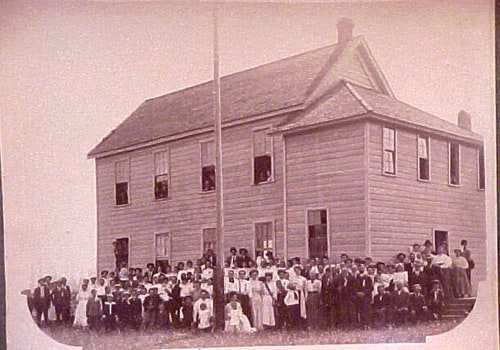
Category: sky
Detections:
[
  {"x1": 1, "y1": 0, "x2": 495, "y2": 292},
  {"x1": 0, "y1": 1, "x2": 496, "y2": 348}
]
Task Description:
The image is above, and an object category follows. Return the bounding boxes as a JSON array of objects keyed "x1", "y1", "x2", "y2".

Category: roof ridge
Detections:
[
  {"x1": 144, "y1": 43, "x2": 337, "y2": 104},
  {"x1": 343, "y1": 80, "x2": 373, "y2": 112}
]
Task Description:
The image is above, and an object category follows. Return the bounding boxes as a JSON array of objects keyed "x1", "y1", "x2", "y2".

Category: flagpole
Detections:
[{"x1": 212, "y1": 3, "x2": 225, "y2": 329}]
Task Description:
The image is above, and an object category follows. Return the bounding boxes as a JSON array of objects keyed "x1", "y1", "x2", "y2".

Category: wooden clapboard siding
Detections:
[
  {"x1": 367, "y1": 121, "x2": 486, "y2": 290},
  {"x1": 285, "y1": 121, "x2": 367, "y2": 260},
  {"x1": 96, "y1": 115, "x2": 288, "y2": 271},
  {"x1": 96, "y1": 131, "x2": 219, "y2": 271},
  {"x1": 221, "y1": 116, "x2": 286, "y2": 259}
]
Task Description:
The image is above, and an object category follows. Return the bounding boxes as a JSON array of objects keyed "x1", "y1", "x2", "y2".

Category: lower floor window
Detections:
[
  {"x1": 203, "y1": 228, "x2": 216, "y2": 253},
  {"x1": 255, "y1": 222, "x2": 273, "y2": 259},
  {"x1": 307, "y1": 209, "x2": 328, "y2": 259}
]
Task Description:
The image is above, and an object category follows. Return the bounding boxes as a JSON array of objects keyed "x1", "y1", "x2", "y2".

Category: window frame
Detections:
[
  {"x1": 382, "y1": 126, "x2": 397, "y2": 176},
  {"x1": 200, "y1": 139, "x2": 216, "y2": 193},
  {"x1": 477, "y1": 147, "x2": 485, "y2": 190},
  {"x1": 448, "y1": 142, "x2": 461, "y2": 186},
  {"x1": 417, "y1": 135, "x2": 431, "y2": 182},
  {"x1": 154, "y1": 232, "x2": 171, "y2": 265},
  {"x1": 251, "y1": 125, "x2": 275, "y2": 185},
  {"x1": 253, "y1": 220, "x2": 275, "y2": 260},
  {"x1": 201, "y1": 227, "x2": 217, "y2": 255},
  {"x1": 432, "y1": 228, "x2": 450, "y2": 255},
  {"x1": 305, "y1": 207, "x2": 330, "y2": 260},
  {"x1": 115, "y1": 235, "x2": 131, "y2": 268},
  {"x1": 153, "y1": 148, "x2": 171, "y2": 201},
  {"x1": 114, "y1": 157, "x2": 131, "y2": 207}
]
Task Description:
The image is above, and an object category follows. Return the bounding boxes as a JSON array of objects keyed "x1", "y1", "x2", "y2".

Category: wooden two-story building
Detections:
[{"x1": 88, "y1": 20, "x2": 486, "y2": 289}]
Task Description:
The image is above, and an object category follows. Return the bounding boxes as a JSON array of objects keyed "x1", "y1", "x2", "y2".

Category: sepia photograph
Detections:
[{"x1": 1, "y1": 0, "x2": 497, "y2": 349}]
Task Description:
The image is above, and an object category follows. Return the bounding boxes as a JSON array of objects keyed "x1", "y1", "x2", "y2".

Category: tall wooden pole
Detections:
[{"x1": 212, "y1": 3, "x2": 225, "y2": 329}]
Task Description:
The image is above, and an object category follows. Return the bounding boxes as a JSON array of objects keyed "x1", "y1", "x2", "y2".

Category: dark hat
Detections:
[
  {"x1": 424, "y1": 240, "x2": 432, "y2": 246},
  {"x1": 230, "y1": 247, "x2": 237, "y2": 253},
  {"x1": 147, "y1": 263, "x2": 155, "y2": 268},
  {"x1": 397, "y1": 252, "x2": 406, "y2": 258}
]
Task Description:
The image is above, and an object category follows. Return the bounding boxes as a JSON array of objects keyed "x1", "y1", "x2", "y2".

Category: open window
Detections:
[
  {"x1": 449, "y1": 142, "x2": 460, "y2": 185},
  {"x1": 253, "y1": 129, "x2": 273, "y2": 184},
  {"x1": 201, "y1": 141, "x2": 216, "y2": 192},
  {"x1": 307, "y1": 209, "x2": 328, "y2": 259},
  {"x1": 478, "y1": 147, "x2": 485, "y2": 190},
  {"x1": 115, "y1": 160, "x2": 130, "y2": 205},
  {"x1": 202, "y1": 228, "x2": 216, "y2": 253},
  {"x1": 155, "y1": 232, "x2": 170, "y2": 268},
  {"x1": 417, "y1": 136, "x2": 430, "y2": 181},
  {"x1": 114, "y1": 237, "x2": 129, "y2": 269},
  {"x1": 382, "y1": 127, "x2": 396, "y2": 175},
  {"x1": 154, "y1": 150, "x2": 169, "y2": 199},
  {"x1": 255, "y1": 222, "x2": 273, "y2": 259}
]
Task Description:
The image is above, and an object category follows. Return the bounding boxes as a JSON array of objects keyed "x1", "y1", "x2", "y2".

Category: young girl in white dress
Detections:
[
  {"x1": 73, "y1": 283, "x2": 90, "y2": 327},
  {"x1": 224, "y1": 292, "x2": 254, "y2": 333}
]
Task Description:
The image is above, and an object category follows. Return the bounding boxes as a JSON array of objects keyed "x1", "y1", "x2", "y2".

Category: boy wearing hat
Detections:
[{"x1": 409, "y1": 284, "x2": 428, "y2": 323}]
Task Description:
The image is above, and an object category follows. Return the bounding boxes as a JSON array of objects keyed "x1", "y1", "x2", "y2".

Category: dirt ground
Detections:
[{"x1": 41, "y1": 320, "x2": 461, "y2": 350}]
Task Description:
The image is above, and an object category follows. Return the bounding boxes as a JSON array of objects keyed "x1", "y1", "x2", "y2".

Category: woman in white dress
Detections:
[
  {"x1": 224, "y1": 292, "x2": 255, "y2": 333},
  {"x1": 73, "y1": 283, "x2": 90, "y2": 327},
  {"x1": 261, "y1": 272, "x2": 277, "y2": 328},
  {"x1": 248, "y1": 269, "x2": 264, "y2": 331}
]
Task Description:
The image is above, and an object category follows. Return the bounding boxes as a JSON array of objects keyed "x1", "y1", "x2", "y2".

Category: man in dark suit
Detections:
[
  {"x1": 226, "y1": 247, "x2": 238, "y2": 268},
  {"x1": 390, "y1": 281, "x2": 410, "y2": 326},
  {"x1": 373, "y1": 285, "x2": 391, "y2": 328},
  {"x1": 354, "y1": 265, "x2": 374, "y2": 329},
  {"x1": 33, "y1": 278, "x2": 51, "y2": 326},
  {"x1": 205, "y1": 248, "x2": 217, "y2": 267},
  {"x1": 51, "y1": 278, "x2": 72, "y2": 324},
  {"x1": 409, "y1": 284, "x2": 429, "y2": 323},
  {"x1": 408, "y1": 260, "x2": 428, "y2": 299},
  {"x1": 336, "y1": 268, "x2": 356, "y2": 329},
  {"x1": 236, "y1": 248, "x2": 252, "y2": 268}
]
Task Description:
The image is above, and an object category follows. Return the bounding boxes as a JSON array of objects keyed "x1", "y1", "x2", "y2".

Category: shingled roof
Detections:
[
  {"x1": 89, "y1": 35, "x2": 482, "y2": 158},
  {"x1": 275, "y1": 81, "x2": 483, "y2": 143},
  {"x1": 88, "y1": 44, "x2": 338, "y2": 157}
]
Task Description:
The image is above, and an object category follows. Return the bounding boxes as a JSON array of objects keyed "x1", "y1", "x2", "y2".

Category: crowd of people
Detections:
[{"x1": 27, "y1": 239, "x2": 474, "y2": 335}]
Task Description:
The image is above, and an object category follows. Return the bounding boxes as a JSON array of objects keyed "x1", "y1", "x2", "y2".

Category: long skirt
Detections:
[
  {"x1": 262, "y1": 294, "x2": 275, "y2": 327},
  {"x1": 250, "y1": 294, "x2": 264, "y2": 331},
  {"x1": 73, "y1": 300, "x2": 88, "y2": 327},
  {"x1": 454, "y1": 267, "x2": 471, "y2": 296},
  {"x1": 306, "y1": 292, "x2": 320, "y2": 328}
]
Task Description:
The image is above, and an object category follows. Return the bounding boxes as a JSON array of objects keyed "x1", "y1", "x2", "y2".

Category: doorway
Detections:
[{"x1": 433, "y1": 230, "x2": 449, "y2": 254}]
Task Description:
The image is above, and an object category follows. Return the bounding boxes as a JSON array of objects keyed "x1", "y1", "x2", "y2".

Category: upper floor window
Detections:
[
  {"x1": 307, "y1": 209, "x2": 328, "y2": 259},
  {"x1": 478, "y1": 147, "x2": 485, "y2": 190},
  {"x1": 382, "y1": 127, "x2": 396, "y2": 175},
  {"x1": 115, "y1": 159, "x2": 129, "y2": 205},
  {"x1": 449, "y1": 142, "x2": 460, "y2": 185},
  {"x1": 201, "y1": 141, "x2": 216, "y2": 192},
  {"x1": 417, "y1": 136, "x2": 430, "y2": 181},
  {"x1": 253, "y1": 129, "x2": 273, "y2": 184},
  {"x1": 255, "y1": 222, "x2": 273, "y2": 259},
  {"x1": 154, "y1": 150, "x2": 169, "y2": 199}
]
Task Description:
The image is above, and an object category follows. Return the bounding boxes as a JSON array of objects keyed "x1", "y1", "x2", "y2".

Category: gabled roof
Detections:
[
  {"x1": 275, "y1": 81, "x2": 483, "y2": 144},
  {"x1": 88, "y1": 44, "x2": 338, "y2": 157}
]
